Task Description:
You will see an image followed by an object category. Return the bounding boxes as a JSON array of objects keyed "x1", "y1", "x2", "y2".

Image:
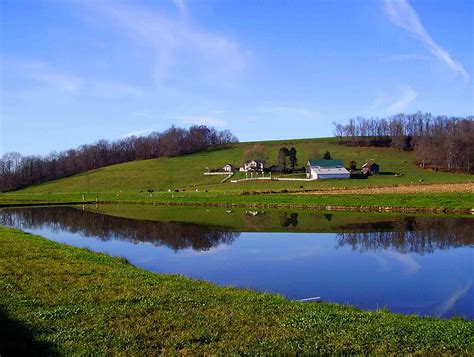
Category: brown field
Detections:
[{"x1": 299, "y1": 182, "x2": 474, "y2": 195}]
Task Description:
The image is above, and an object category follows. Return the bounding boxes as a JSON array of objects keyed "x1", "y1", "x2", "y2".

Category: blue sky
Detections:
[{"x1": 1, "y1": 0, "x2": 473, "y2": 155}]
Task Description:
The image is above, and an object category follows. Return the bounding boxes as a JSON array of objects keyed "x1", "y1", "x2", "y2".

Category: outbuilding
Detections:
[
  {"x1": 306, "y1": 159, "x2": 350, "y2": 180},
  {"x1": 362, "y1": 162, "x2": 380, "y2": 175}
]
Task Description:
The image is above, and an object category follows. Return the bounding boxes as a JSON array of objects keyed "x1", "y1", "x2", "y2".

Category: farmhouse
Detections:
[
  {"x1": 362, "y1": 162, "x2": 380, "y2": 175},
  {"x1": 240, "y1": 160, "x2": 265, "y2": 172},
  {"x1": 306, "y1": 159, "x2": 350, "y2": 180}
]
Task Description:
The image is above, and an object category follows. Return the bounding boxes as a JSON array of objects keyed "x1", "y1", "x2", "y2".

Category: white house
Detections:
[
  {"x1": 306, "y1": 159, "x2": 350, "y2": 180},
  {"x1": 223, "y1": 164, "x2": 233, "y2": 172},
  {"x1": 241, "y1": 160, "x2": 265, "y2": 172}
]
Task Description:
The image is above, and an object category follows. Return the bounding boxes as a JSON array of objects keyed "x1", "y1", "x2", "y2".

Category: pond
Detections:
[{"x1": 1, "y1": 205, "x2": 473, "y2": 319}]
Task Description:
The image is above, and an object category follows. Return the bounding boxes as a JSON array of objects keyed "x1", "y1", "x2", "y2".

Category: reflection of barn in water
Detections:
[{"x1": 245, "y1": 211, "x2": 265, "y2": 217}]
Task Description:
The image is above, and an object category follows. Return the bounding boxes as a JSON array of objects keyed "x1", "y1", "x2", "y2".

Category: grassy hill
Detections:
[{"x1": 16, "y1": 137, "x2": 472, "y2": 195}]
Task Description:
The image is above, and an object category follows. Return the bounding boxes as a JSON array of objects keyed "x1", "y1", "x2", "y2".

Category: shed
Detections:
[{"x1": 362, "y1": 162, "x2": 380, "y2": 175}]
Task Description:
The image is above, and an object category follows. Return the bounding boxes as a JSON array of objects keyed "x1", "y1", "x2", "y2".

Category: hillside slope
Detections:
[{"x1": 18, "y1": 138, "x2": 472, "y2": 194}]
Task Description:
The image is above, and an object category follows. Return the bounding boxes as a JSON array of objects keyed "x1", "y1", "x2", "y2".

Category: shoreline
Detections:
[{"x1": 1, "y1": 196, "x2": 473, "y2": 214}]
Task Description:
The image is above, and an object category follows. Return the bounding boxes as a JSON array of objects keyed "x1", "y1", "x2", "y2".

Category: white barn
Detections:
[{"x1": 306, "y1": 159, "x2": 350, "y2": 180}]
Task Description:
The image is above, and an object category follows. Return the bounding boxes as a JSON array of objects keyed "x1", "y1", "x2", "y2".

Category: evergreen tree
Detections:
[
  {"x1": 289, "y1": 147, "x2": 298, "y2": 170},
  {"x1": 323, "y1": 151, "x2": 331, "y2": 160}
]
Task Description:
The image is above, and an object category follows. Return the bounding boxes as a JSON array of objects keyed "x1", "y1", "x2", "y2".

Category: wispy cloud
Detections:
[
  {"x1": 119, "y1": 129, "x2": 154, "y2": 138},
  {"x1": 386, "y1": 251, "x2": 420, "y2": 275},
  {"x1": 369, "y1": 86, "x2": 418, "y2": 116},
  {"x1": 87, "y1": 0, "x2": 246, "y2": 84},
  {"x1": 180, "y1": 115, "x2": 226, "y2": 128},
  {"x1": 434, "y1": 281, "x2": 472, "y2": 317},
  {"x1": 9, "y1": 59, "x2": 143, "y2": 98},
  {"x1": 383, "y1": 86, "x2": 418, "y2": 115},
  {"x1": 384, "y1": 0, "x2": 469, "y2": 81},
  {"x1": 171, "y1": 0, "x2": 188, "y2": 17},
  {"x1": 265, "y1": 106, "x2": 321, "y2": 119},
  {"x1": 13, "y1": 60, "x2": 83, "y2": 92}
]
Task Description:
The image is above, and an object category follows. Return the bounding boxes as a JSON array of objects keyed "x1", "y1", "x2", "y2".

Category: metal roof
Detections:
[{"x1": 307, "y1": 159, "x2": 343, "y2": 168}]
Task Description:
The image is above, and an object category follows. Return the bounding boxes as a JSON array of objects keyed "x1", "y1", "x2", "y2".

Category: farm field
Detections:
[{"x1": 6, "y1": 138, "x2": 473, "y2": 195}]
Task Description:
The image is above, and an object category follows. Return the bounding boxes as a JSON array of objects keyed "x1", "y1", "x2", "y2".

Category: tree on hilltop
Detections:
[{"x1": 323, "y1": 151, "x2": 332, "y2": 160}]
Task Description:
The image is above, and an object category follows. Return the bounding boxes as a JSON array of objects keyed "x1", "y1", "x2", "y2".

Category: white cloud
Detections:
[
  {"x1": 9, "y1": 59, "x2": 143, "y2": 98},
  {"x1": 383, "y1": 86, "x2": 418, "y2": 115},
  {"x1": 180, "y1": 115, "x2": 226, "y2": 128},
  {"x1": 434, "y1": 281, "x2": 472, "y2": 317},
  {"x1": 384, "y1": 0, "x2": 469, "y2": 81},
  {"x1": 87, "y1": 1, "x2": 246, "y2": 84},
  {"x1": 12, "y1": 60, "x2": 83, "y2": 92},
  {"x1": 119, "y1": 129, "x2": 154, "y2": 138},
  {"x1": 369, "y1": 86, "x2": 418, "y2": 116},
  {"x1": 386, "y1": 251, "x2": 420, "y2": 275},
  {"x1": 171, "y1": 0, "x2": 188, "y2": 17}
]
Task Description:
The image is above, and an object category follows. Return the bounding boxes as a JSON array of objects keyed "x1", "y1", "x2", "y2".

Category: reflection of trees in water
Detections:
[
  {"x1": 0, "y1": 207, "x2": 239, "y2": 252},
  {"x1": 1, "y1": 208, "x2": 472, "y2": 254},
  {"x1": 279, "y1": 212, "x2": 298, "y2": 228},
  {"x1": 337, "y1": 217, "x2": 474, "y2": 254},
  {"x1": 324, "y1": 214, "x2": 333, "y2": 222}
]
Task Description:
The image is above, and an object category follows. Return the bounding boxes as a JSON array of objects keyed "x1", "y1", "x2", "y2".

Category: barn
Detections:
[
  {"x1": 362, "y1": 162, "x2": 380, "y2": 175},
  {"x1": 306, "y1": 159, "x2": 350, "y2": 180}
]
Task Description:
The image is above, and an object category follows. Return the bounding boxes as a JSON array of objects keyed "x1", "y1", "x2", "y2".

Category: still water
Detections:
[{"x1": 1, "y1": 206, "x2": 473, "y2": 319}]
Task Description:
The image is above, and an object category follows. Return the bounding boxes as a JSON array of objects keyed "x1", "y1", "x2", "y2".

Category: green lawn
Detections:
[{"x1": 1, "y1": 226, "x2": 473, "y2": 355}]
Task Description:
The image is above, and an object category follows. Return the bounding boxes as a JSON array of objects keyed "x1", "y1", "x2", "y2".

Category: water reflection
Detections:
[
  {"x1": 1, "y1": 207, "x2": 471, "y2": 254},
  {"x1": 337, "y1": 217, "x2": 474, "y2": 254},
  {"x1": 0, "y1": 207, "x2": 239, "y2": 251},
  {"x1": 280, "y1": 212, "x2": 299, "y2": 228}
]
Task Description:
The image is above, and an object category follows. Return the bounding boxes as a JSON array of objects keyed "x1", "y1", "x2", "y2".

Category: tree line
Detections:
[
  {"x1": 0, "y1": 125, "x2": 238, "y2": 192},
  {"x1": 332, "y1": 112, "x2": 473, "y2": 173},
  {"x1": 242, "y1": 145, "x2": 299, "y2": 172}
]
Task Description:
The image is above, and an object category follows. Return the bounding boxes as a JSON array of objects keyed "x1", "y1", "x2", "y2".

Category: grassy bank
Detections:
[
  {"x1": 1, "y1": 226, "x2": 473, "y2": 354},
  {"x1": 1, "y1": 191, "x2": 473, "y2": 213}
]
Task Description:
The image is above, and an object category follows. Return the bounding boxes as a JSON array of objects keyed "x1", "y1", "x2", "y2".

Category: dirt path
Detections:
[{"x1": 299, "y1": 182, "x2": 474, "y2": 195}]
